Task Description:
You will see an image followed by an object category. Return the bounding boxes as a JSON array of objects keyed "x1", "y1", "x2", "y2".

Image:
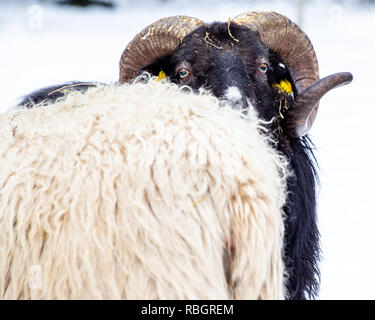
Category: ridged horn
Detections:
[
  {"x1": 119, "y1": 16, "x2": 205, "y2": 83},
  {"x1": 285, "y1": 72, "x2": 353, "y2": 137},
  {"x1": 232, "y1": 11, "x2": 353, "y2": 137},
  {"x1": 233, "y1": 11, "x2": 319, "y2": 96}
]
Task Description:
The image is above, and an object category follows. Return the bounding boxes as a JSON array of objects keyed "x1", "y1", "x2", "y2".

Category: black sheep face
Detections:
[{"x1": 143, "y1": 22, "x2": 292, "y2": 124}]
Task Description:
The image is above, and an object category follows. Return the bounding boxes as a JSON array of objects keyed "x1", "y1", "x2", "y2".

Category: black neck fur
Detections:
[{"x1": 280, "y1": 134, "x2": 320, "y2": 299}]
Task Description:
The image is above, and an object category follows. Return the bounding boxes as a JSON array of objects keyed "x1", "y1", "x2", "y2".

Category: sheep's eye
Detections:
[
  {"x1": 178, "y1": 69, "x2": 189, "y2": 79},
  {"x1": 259, "y1": 64, "x2": 268, "y2": 73}
]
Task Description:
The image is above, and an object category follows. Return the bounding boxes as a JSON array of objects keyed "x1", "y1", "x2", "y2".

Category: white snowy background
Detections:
[{"x1": 1, "y1": 0, "x2": 374, "y2": 299}]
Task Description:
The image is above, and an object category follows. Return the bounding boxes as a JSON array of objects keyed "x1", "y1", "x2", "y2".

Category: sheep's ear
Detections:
[
  {"x1": 140, "y1": 55, "x2": 174, "y2": 78},
  {"x1": 272, "y1": 79, "x2": 293, "y2": 95},
  {"x1": 268, "y1": 52, "x2": 295, "y2": 97},
  {"x1": 155, "y1": 71, "x2": 167, "y2": 82}
]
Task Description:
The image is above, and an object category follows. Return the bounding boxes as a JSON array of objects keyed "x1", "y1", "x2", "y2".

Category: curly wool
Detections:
[{"x1": 0, "y1": 80, "x2": 289, "y2": 299}]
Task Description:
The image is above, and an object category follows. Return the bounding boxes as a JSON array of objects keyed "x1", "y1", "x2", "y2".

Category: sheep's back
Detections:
[{"x1": 0, "y1": 81, "x2": 288, "y2": 299}]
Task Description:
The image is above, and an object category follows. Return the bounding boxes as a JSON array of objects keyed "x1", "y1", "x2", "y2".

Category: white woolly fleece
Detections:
[{"x1": 0, "y1": 80, "x2": 289, "y2": 299}]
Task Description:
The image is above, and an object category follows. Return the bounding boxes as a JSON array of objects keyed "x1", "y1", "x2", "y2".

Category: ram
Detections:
[{"x1": 14, "y1": 11, "x2": 352, "y2": 299}]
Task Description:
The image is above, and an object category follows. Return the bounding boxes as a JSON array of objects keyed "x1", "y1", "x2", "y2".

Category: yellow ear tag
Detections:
[
  {"x1": 155, "y1": 70, "x2": 167, "y2": 82},
  {"x1": 273, "y1": 79, "x2": 293, "y2": 95}
]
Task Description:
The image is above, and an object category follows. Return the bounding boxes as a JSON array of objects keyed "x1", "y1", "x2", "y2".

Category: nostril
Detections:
[{"x1": 224, "y1": 86, "x2": 243, "y2": 103}]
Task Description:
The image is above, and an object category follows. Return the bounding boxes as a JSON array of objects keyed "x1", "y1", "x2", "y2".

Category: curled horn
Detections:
[
  {"x1": 285, "y1": 72, "x2": 353, "y2": 136},
  {"x1": 119, "y1": 16, "x2": 205, "y2": 83},
  {"x1": 233, "y1": 11, "x2": 353, "y2": 137}
]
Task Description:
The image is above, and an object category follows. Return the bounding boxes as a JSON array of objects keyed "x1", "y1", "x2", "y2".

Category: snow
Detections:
[{"x1": 1, "y1": 0, "x2": 374, "y2": 299}]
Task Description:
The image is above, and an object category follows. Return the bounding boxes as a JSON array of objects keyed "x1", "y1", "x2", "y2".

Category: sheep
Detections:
[
  {"x1": 17, "y1": 11, "x2": 353, "y2": 299},
  {"x1": 0, "y1": 80, "x2": 289, "y2": 299}
]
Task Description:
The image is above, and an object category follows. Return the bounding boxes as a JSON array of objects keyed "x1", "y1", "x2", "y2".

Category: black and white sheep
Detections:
[{"x1": 14, "y1": 11, "x2": 353, "y2": 299}]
